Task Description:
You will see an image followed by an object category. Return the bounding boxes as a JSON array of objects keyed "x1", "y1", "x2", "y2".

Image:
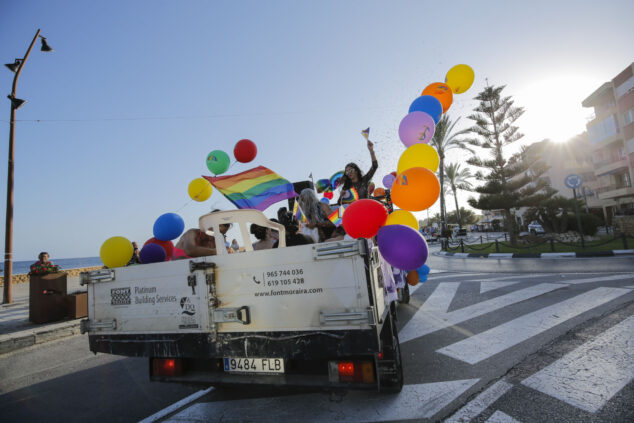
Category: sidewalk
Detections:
[{"x1": 0, "y1": 275, "x2": 86, "y2": 355}]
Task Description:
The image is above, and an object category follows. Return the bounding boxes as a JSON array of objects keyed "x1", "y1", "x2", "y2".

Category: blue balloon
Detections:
[
  {"x1": 418, "y1": 273, "x2": 428, "y2": 283},
  {"x1": 408, "y1": 95, "x2": 443, "y2": 124},
  {"x1": 419, "y1": 264, "x2": 431, "y2": 275},
  {"x1": 153, "y1": 213, "x2": 185, "y2": 241},
  {"x1": 140, "y1": 243, "x2": 166, "y2": 264},
  {"x1": 320, "y1": 197, "x2": 330, "y2": 204}
]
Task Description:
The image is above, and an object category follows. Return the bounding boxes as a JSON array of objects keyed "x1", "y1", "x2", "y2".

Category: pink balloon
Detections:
[{"x1": 398, "y1": 111, "x2": 436, "y2": 147}]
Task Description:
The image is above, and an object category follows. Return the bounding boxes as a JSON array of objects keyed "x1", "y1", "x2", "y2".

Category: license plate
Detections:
[{"x1": 223, "y1": 357, "x2": 284, "y2": 374}]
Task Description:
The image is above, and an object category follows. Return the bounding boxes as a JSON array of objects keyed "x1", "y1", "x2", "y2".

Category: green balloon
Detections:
[{"x1": 206, "y1": 150, "x2": 230, "y2": 175}]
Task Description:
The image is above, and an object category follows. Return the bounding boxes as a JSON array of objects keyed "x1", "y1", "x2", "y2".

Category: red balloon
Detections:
[
  {"x1": 390, "y1": 171, "x2": 397, "y2": 177},
  {"x1": 144, "y1": 238, "x2": 174, "y2": 260},
  {"x1": 342, "y1": 199, "x2": 388, "y2": 239},
  {"x1": 323, "y1": 191, "x2": 334, "y2": 200},
  {"x1": 234, "y1": 139, "x2": 257, "y2": 163}
]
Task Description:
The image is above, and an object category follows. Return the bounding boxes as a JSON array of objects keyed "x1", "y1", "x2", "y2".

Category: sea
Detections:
[{"x1": 1, "y1": 257, "x2": 104, "y2": 275}]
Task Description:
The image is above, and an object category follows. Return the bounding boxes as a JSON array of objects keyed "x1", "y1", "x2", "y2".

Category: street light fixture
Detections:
[{"x1": 3, "y1": 29, "x2": 53, "y2": 304}]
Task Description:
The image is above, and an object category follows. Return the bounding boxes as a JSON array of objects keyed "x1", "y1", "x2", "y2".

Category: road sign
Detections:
[{"x1": 564, "y1": 174, "x2": 582, "y2": 189}]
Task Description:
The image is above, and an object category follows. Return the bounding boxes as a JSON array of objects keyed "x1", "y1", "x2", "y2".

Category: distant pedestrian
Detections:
[
  {"x1": 29, "y1": 252, "x2": 61, "y2": 276},
  {"x1": 128, "y1": 242, "x2": 141, "y2": 265}
]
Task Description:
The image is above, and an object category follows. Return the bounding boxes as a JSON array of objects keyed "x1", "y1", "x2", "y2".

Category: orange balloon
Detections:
[
  {"x1": 373, "y1": 187, "x2": 386, "y2": 197},
  {"x1": 406, "y1": 270, "x2": 419, "y2": 286},
  {"x1": 391, "y1": 167, "x2": 440, "y2": 211},
  {"x1": 421, "y1": 82, "x2": 453, "y2": 113}
]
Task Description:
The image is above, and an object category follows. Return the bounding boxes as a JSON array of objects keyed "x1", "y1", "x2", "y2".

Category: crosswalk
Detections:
[{"x1": 146, "y1": 271, "x2": 634, "y2": 423}]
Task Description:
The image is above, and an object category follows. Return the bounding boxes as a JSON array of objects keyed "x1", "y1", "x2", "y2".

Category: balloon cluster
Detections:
[
  {"x1": 100, "y1": 138, "x2": 259, "y2": 268},
  {"x1": 342, "y1": 64, "x2": 474, "y2": 274}
]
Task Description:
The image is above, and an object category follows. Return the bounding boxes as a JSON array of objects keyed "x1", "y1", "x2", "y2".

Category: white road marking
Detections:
[
  {"x1": 430, "y1": 273, "x2": 490, "y2": 281},
  {"x1": 164, "y1": 379, "x2": 479, "y2": 423},
  {"x1": 445, "y1": 379, "x2": 514, "y2": 423},
  {"x1": 521, "y1": 314, "x2": 634, "y2": 413},
  {"x1": 400, "y1": 283, "x2": 563, "y2": 342},
  {"x1": 467, "y1": 274, "x2": 547, "y2": 283},
  {"x1": 420, "y1": 282, "x2": 460, "y2": 313},
  {"x1": 556, "y1": 273, "x2": 634, "y2": 285},
  {"x1": 485, "y1": 410, "x2": 522, "y2": 423},
  {"x1": 479, "y1": 282, "x2": 520, "y2": 294},
  {"x1": 437, "y1": 287, "x2": 631, "y2": 365},
  {"x1": 139, "y1": 387, "x2": 215, "y2": 423}
]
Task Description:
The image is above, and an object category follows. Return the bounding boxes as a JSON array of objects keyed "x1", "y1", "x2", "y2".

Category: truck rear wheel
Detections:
[{"x1": 378, "y1": 313, "x2": 403, "y2": 393}]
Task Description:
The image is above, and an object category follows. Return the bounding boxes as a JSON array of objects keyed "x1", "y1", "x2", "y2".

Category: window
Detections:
[
  {"x1": 616, "y1": 75, "x2": 634, "y2": 99},
  {"x1": 589, "y1": 115, "x2": 618, "y2": 144},
  {"x1": 624, "y1": 108, "x2": 634, "y2": 126}
]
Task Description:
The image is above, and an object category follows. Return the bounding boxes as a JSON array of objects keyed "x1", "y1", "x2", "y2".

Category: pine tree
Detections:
[{"x1": 466, "y1": 84, "x2": 552, "y2": 245}]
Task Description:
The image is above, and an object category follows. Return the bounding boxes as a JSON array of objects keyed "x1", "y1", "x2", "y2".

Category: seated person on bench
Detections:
[{"x1": 174, "y1": 222, "x2": 234, "y2": 258}]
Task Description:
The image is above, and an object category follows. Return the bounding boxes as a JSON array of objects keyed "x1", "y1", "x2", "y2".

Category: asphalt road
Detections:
[{"x1": 1, "y1": 266, "x2": 633, "y2": 423}]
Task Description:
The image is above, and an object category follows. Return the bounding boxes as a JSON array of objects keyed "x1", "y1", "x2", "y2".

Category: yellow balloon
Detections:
[
  {"x1": 188, "y1": 177, "x2": 213, "y2": 202},
  {"x1": 397, "y1": 144, "x2": 439, "y2": 174},
  {"x1": 445, "y1": 64, "x2": 475, "y2": 94},
  {"x1": 385, "y1": 210, "x2": 419, "y2": 231},
  {"x1": 100, "y1": 236, "x2": 133, "y2": 268}
]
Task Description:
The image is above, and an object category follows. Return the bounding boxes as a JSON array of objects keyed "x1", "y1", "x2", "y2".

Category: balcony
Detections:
[
  {"x1": 594, "y1": 156, "x2": 629, "y2": 176},
  {"x1": 597, "y1": 184, "x2": 634, "y2": 200},
  {"x1": 590, "y1": 132, "x2": 622, "y2": 150}
]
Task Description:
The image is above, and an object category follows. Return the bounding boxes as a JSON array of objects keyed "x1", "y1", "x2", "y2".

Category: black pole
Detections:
[
  {"x1": 572, "y1": 188, "x2": 585, "y2": 248},
  {"x1": 3, "y1": 29, "x2": 42, "y2": 305}
]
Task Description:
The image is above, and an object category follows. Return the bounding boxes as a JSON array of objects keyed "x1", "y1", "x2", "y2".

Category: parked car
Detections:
[{"x1": 528, "y1": 221, "x2": 545, "y2": 235}]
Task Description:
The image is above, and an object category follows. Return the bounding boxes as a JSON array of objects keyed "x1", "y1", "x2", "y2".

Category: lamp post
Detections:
[{"x1": 3, "y1": 29, "x2": 53, "y2": 304}]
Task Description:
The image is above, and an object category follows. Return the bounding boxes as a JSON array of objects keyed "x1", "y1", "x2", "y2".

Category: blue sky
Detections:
[{"x1": 1, "y1": 0, "x2": 633, "y2": 260}]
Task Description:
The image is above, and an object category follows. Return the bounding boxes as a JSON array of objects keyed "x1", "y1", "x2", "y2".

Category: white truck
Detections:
[{"x1": 81, "y1": 210, "x2": 403, "y2": 392}]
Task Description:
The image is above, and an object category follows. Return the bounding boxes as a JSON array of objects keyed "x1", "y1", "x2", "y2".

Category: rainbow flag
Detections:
[
  {"x1": 340, "y1": 187, "x2": 359, "y2": 204},
  {"x1": 328, "y1": 205, "x2": 346, "y2": 227},
  {"x1": 292, "y1": 200, "x2": 307, "y2": 223},
  {"x1": 361, "y1": 127, "x2": 370, "y2": 140},
  {"x1": 205, "y1": 166, "x2": 297, "y2": 211}
]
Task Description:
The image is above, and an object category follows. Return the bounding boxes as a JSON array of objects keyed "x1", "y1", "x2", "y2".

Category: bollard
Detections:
[
  {"x1": 495, "y1": 239, "x2": 499, "y2": 253},
  {"x1": 550, "y1": 238, "x2": 555, "y2": 252},
  {"x1": 480, "y1": 235, "x2": 483, "y2": 244},
  {"x1": 622, "y1": 232, "x2": 629, "y2": 250},
  {"x1": 460, "y1": 239, "x2": 464, "y2": 253}
]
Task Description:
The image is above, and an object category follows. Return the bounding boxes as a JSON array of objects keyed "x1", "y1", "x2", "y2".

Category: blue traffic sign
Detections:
[{"x1": 564, "y1": 174, "x2": 582, "y2": 189}]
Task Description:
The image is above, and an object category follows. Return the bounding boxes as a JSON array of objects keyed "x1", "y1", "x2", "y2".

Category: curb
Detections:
[
  {"x1": 435, "y1": 249, "x2": 634, "y2": 259},
  {"x1": 0, "y1": 319, "x2": 83, "y2": 355}
]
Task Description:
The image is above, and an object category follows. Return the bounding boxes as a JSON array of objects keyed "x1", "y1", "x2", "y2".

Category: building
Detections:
[{"x1": 582, "y1": 63, "x2": 634, "y2": 223}]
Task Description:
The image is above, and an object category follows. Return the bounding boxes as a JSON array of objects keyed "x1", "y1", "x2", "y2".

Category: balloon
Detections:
[
  {"x1": 206, "y1": 150, "x2": 230, "y2": 175},
  {"x1": 390, "y1": 171, "x2": 397, "y2": 177},
  {"x1": 153, "y1": 213, "x2": 185, "y2": 241},
  {"x1": 397, "y1": 144, "x2": 440, "y2": 174},
  {"x1": 140, "y1": 243, "x2": 166, "y2": 264},
  {"x1": 382, "y1": 174, "x2": 396, "y2": 189},
  {"x1": 330, "y1": 171, "x2": 344, "y2": 189},
  {"x1": 422, "y1": 82, "x2": 453, "y2": 113},
  {"x1": 391, "y1": 167, "x2": 440, "y2": 211},
  {"x1": 234, "y1": 139, "x2": 257, "y2": 163},
  {"x1": 342, "y1": 199, "x2": 388, "y2": 239},
  {"x1": 323, "y1": 190, "x2": 334, "y2": 200},
  {"x1": 316, "y1": 179, "x2": 331, "y2": 193},
  {"x1": 398, "y1": 111, "x2": 436, "y2": 146},
  {"x1": 406, "y1": 270, "x2": 419, "y2": 286},
  {"x1": 320, "y1": 197, "x2": 330, "y2": 204},
  {"x1": 377, "y1": 224, "x2": 429, "y2": 270},
  {"x1": 100, "y1": 236, "x2": 133, "y2": 269},
  {"x1": 408, "y1": 95, "x2": 443, "y2": 124},
  {"x1": 386, "y1": 210, "x2": 418, "y2": 231},
  {"x1": 419, "y1": 264, "x2": 431, "y2": 275},
  {"x1": 419, "y1": 274, "x2": 428, "y2": 283},
  {"x1": 445, "y1": 64, "x2": 475, "y2": 94},
  {"x1": 144, "y1": 237, "x2": 174, "y2": 260},
  {"x1": 373, "y1": 187, "x2": 386, "y2": 197},
  {"x1": 188, "y1": 177, "x2": 213, "y2": 202},
  {"x1": 368, "y1": 182, "x2": 375, "y2": 196}
]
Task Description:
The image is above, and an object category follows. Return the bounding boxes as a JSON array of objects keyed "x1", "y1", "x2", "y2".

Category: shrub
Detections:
[{"x1": 565, "y1": 213, "x2": 601, "y2": 236}]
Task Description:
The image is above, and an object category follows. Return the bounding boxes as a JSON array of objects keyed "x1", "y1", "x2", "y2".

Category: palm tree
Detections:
[
  {"x1": 429, "y1": 115, "x2": 472, "y2": 232},
  {"x1": 444, "y1": 162, "x2": 473, "y2": 228}
]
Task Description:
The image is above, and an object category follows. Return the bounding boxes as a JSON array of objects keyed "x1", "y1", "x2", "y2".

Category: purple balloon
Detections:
[
  {"x1": 408, "y1": 95, "x2": 443, "y2": 123},
  {"x1": 382, "y1": 174, "x2": 396, "y2": 189},
  {"x1": 377, "y1": 224, "x2": 428, "y2": 270},
  {"x1": 398, "y1": 111, "x2": 436, "y2": 147},
  {"x1": 140, "y1": 243, "x2": 166, "y2": 264}
]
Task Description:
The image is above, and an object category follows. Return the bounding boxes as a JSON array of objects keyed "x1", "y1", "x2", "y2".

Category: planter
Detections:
[
  {"x1": 29, "y1": 272, "x2": 68, "y2": 324},
  {"x1": 66, "y1": 292, "x2": 88, "y2": 319}
]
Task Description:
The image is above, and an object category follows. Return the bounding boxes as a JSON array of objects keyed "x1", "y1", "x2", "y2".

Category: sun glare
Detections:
[{"x1": 514, "y1": 76, "x2": 602, "y2": 144}]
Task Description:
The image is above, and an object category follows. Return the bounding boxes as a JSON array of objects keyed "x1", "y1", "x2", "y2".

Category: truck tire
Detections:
[{"x1": 378, "y1": 313, "x2": 404, "y2": 393}]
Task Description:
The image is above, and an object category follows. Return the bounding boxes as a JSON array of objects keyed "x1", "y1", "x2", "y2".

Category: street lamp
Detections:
[{"x1": 3, "y1": 29, "x2": 53, "y2": 304}]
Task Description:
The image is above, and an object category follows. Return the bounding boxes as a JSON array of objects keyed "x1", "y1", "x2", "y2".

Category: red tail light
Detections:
[
  {"x1": 330, "y1": 361, "x2": 375, "y2": 384},
  {"x1": 151, "y1": 358, "x2": 183, "y2": 377}
]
